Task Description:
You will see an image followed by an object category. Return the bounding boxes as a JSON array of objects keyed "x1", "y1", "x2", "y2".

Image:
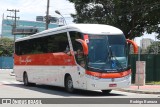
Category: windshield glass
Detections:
[{"x1": 87, "y1": 34, "x2": 128, "y2": 72}]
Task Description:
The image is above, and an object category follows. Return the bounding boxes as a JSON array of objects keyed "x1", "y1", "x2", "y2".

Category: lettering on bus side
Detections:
[{"x1": 19, "y1": 56, "x2": 32, "y2": 65}]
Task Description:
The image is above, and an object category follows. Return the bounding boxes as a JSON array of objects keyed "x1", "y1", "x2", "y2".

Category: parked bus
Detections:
[{"x1": 14, "y1": 24, "x2": 138, "y2": 94}]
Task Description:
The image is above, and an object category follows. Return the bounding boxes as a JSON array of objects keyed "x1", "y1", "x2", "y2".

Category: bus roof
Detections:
[{"x1": 16, "y1": 24, "x2": 124, "y2": 42}]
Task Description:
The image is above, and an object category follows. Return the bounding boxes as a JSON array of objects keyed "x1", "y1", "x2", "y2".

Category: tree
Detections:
[
  {"x1": 0, "y1": 38, "x2": 14, "y2": 56},
  {"x1": 68, "y1": 0, "x2": 160, "y2": 39},
  {"x1": 146, "y1": 41, "x2": 160, "y2": 54}
]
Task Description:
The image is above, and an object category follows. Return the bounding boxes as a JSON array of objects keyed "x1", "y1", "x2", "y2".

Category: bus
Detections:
[{"x1": 14, "y1": 24, "x2": 138, "y2": 94}]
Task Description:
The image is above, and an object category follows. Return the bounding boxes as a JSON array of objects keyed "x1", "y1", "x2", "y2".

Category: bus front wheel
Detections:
[{"x1": 65, "y1": 75, "x2": 74, "y2": 93}]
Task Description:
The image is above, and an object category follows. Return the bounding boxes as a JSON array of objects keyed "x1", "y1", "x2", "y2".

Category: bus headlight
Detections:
[
  {"x1": 124, "y1": 74, "x2": 130, "y2": 80},
  {"x1": 86, "y1": 75, "x2": 100, "y2": 80}
]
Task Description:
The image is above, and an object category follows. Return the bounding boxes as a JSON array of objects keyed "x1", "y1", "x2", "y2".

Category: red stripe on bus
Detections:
[
  {"x1": 14, "y1": 53, "x2": 76, "y2": 66},
  {"x1": 85, "y1": 69, "x2": 131, "y2": 78}
]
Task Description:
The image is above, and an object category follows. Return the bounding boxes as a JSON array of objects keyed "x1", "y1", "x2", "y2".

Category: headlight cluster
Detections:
[
  {"x1": 86, "y1": 75, "x2": 100, "y2": 80},
  {"x1": 124, "y1": 74, "x2": 131, "y2": 80}
]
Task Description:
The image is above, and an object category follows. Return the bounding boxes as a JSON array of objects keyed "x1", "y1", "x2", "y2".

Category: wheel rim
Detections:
[{"x1": 67, "y1": 79, "x2": 73, "y2": 89}]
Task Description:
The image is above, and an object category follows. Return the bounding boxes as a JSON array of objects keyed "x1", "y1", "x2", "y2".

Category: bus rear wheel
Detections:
[
  {"x1": 23, "y1": 72, "x2": 35, "y2": 86},
  {"x1": 101, "y1": 90, "x2": 112, "y2": 95},
  {"x1": 65, "y1": 76, "x2": 74, "y2": 93}
]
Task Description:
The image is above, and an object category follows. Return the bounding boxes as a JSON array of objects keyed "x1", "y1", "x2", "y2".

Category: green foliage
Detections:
[
  {"x1": 145, "y1": 41, "x2": 160, "y2": 54},
  {"x1": 68, "y1": 0, "x2": 160, "y2": 39},
  {"x1": 0, "y1": 38, "x2": 14, "y2": 56}
]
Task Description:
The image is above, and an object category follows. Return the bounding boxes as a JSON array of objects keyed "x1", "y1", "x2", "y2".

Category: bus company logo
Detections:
[
  {"x1": 19, "y1": 56, "x2": 32, "y2": 64},
  {"x1": 1, "y1": 99, "x2": 42, "y2": 104},
  {"x1": 2, "y1": 99, "x2": 11, "y2": 104},
  {"x1": 93, "y1": 73, "x2": 101, "y2": 77}
]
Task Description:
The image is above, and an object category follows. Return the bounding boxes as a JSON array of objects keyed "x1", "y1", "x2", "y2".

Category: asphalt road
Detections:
[{"x1": 0, "y1": 70, "x2": 159, "y2": 98}]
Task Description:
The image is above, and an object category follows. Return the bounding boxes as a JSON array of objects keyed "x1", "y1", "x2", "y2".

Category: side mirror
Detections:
[
  {"x1": 126, "y1": 39, "x2": 138, "y2": 54},
  {"x1": 75, "y1": 39, "x2": 89, "y2": 55}
]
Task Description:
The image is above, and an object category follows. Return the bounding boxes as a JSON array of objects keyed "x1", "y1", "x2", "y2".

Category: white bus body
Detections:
[{"x1": 14, "y1": 24, "x2": 135, "y2": 94}]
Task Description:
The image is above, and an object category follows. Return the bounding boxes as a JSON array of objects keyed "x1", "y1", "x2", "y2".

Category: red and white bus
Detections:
[{"x1": 14, "y1": 24, "x2": 138, "y2": 94}]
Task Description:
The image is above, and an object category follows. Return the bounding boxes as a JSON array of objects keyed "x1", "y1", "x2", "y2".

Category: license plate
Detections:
[{"x1": 109, "y1": 84, "x2": 117, "y2": 87}]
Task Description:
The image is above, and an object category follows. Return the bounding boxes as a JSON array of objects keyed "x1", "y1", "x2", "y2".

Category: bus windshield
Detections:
[{"x1": 87, "y1": 34, "x2": 128, "y2": 72}]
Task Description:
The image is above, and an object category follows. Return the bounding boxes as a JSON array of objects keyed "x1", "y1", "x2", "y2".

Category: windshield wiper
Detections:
[
  {"x1": 88, "y1": 66, "x2": 105, "y2": 72},
  {"x1": 108, "y1": 46, "x2": 124, "y2": 71}
]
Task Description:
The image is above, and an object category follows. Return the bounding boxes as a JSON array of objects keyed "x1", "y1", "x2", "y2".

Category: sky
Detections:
[
  {"x1": 0, "y1": 0, "x2": 76, "y2": 32},
  {"x1": 0, "y1": 0, "x2": 158, "y2": 45}
]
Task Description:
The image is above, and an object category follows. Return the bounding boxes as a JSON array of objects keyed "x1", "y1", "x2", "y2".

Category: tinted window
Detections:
[
  {"x1": 108, "y1": 35, "x2": 126, "y2": 44},
  {"x1": 47, "y1": 33, "x2": 69, "y2": 53},
  {"x1": 15, "y1": 32, "x2": 69, "y2": 55},
  {"x1": 69, "y1": 31, "x2": 86, "y2": 67},
  {"x1": 69, "y1": 31, "x2": 83, "y2": 51}
]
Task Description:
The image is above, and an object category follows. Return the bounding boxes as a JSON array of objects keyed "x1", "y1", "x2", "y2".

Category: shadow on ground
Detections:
[{"x1": 5, "y1": 83, "x2": 126, "y2": 97}]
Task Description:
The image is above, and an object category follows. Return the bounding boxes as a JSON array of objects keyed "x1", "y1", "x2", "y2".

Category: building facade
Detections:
[
  {"x1": 140, "y1": 38, "x2": 154, "y2": 50},
  {"x1": 1, "y1": 19, "x2": 59, "y2": 39}
]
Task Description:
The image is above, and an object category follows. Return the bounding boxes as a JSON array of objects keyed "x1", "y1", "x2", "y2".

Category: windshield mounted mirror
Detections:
[
  {"x1": 126, "y1": 39, "x2": 138, "y2": 54},
  {"x1": 75, "y1": 39, "x2": 88, "y2": 55}
]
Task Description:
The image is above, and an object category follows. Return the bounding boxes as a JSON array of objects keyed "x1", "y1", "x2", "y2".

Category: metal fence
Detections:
[
  {"x1": 129, "y1": 54, "x2": 160, "y2": 82},
  {"x1": 0, "y1": 56, "x2": 13, "y2": 69}
]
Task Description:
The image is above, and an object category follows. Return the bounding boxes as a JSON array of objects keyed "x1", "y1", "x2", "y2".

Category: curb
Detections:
[{"x1": 116, "y1": 89, "x2": 160, "y2": 94}]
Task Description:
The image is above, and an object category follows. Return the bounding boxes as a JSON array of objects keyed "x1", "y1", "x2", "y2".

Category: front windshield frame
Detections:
[{"x1": 85, "y1": 34, "x2": 129, "y2": 73}]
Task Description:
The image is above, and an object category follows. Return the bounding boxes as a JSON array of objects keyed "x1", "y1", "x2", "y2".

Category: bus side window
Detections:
[
  {"x1": 69, "y1": 31, "x2": 83, "y2": 50},
  {"x1": 15, "y1": 42, "x2": 21, "y2": 55},
  {"x1": 69, "y1": 31, "x2": 85, "y2": 67},
  {"x1": 47, "y1": 33, "x2": 70, "y2": 53}
]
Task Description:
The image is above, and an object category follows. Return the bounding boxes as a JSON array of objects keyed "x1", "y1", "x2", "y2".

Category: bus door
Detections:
[
  {"x1": 69, "y1": 31, "x2": 88, "y2": 89},
  {"x1": 73, "y1": 40, "x2": 87, "y2": 89}
]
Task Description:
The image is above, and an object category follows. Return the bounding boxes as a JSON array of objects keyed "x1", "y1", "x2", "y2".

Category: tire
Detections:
[
  {"x1": 101, "y1": 90, "x2": 112, "y2": 95},
  {"x1": 65, "y1": 76, "x2": 74, "y2": 93},
  {"x1": 23, "y1": 73, "x2": 35, "y2": 86}
]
